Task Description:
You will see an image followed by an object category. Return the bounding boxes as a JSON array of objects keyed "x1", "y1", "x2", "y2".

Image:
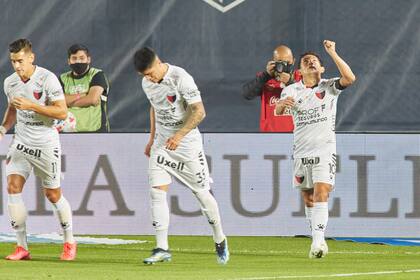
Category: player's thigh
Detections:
[
  {"x1": 6, "y1": 144, "x2": 32, "y2": 185},
  {"x1": 152, "y1": 146, "x2": 210, "y2": 192},
  {"x1": 149, "y1": 149, "x2": 172, "y2": 187},
  {"x1": 312, "y1": 153, "x2": 336, "y2": 188},
  {"x1": 180, "y1": 149, "x2": 211, "y2": 192},
  {"x1": 293, "y1": 158, "x2": 313, "y2": 190},
  {"x1": 32, "y1": 146, "x2": 61, "y2": 189}
]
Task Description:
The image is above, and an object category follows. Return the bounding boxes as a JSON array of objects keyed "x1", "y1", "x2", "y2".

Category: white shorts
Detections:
[
  {"x1": 293, "y1": 153, "x2": 337, "y2": 190},
  {"x1": 6, "y1": 141, "x2": 61, "y2": 189},
  {"x1": 149, "y1": 145, "x2": 210, "y2": 192}
]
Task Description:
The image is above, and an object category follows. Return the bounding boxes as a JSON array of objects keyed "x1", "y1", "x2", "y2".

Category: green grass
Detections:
[{"x1": 1, "y1": 236, "x2": 420, "y2": 280}]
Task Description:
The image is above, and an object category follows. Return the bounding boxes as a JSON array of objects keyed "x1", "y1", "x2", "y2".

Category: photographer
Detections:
[{"x1": 242, "y1": 45, "x2": 301, "y2": 132}]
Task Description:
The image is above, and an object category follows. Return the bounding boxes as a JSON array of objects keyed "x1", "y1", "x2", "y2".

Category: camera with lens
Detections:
[{"x1": 274, "y1": 61, "x2": 293, "y2": 74}]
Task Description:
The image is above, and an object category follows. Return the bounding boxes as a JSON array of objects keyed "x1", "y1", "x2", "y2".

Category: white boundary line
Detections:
[
  {"x1": 224, "y1": 269, "x2": 420, "y2": 280},
  {"x1": 167, "y1": 248, "x2": 420, "y2": 256}
]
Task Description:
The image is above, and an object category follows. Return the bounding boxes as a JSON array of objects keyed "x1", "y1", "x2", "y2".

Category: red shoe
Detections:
[
  {"x1": 5, "y1": 246, "x2": 31, "y2": 261},
  {"x1": 60, "y1": 242, "x2": 77, "y2": 261}
]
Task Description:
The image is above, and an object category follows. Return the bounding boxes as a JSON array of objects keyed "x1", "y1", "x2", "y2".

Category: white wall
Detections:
[{"x1": 0, "y1": 133, "x2": 419, "y2": 237}]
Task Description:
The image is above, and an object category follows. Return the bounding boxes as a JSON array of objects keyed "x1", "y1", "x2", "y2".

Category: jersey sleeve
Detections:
[
  {"x1": 3, "y1": 78, "x2": 11, "y2": 103},
  {"x1": 280, "y1": 85, "x2": 294, "y2": 100},
  {"x1": 326, "y1": 78, "x2": 345, "y2": 96},
  {"x1": 90, "y1": 71, "x2": 109, "y2": 93},
  {"x1": 178, "y1": 71, "x2": 202, "y2": 105},
  {"x1": 45, "y1": 73, "x2": 65, "y2": 102}
]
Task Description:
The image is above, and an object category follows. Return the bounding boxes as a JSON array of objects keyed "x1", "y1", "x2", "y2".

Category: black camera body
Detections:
[{"x1": 274, "y1": 61, "x2": 293, "y2": 74}]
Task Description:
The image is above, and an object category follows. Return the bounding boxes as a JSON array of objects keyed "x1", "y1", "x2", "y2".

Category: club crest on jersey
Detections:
[
  {"x1": 33, "y1": 91, "x2": 43, "y2": 100},
  {"x1": 167, "y1": 94, "x2": 176, "y2": 103},
  {"x1": 315, "y1": 91, "x2": 325, "y2": 100}
]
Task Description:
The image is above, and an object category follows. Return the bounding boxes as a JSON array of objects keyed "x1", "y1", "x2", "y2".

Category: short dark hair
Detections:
[
  {"x1": 299, "y1": 51, "x2": 323, "y2": 68},
  {"x1": 9, "y1": 38, "x2": 32, "y2": 53},
  {"x1": 67, "y1": 44, "x2": 89, "y2": 58},
  {"x1": 133, "y1": 47, "x2": 157, "y2": 72}
]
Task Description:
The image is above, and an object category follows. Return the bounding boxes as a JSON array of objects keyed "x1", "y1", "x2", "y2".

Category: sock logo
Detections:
[
  {"x1": 61, "y1": 222, "x2": 70, "y2": 230},
  {"x1": 316, "y1": 224, "x2": 325, "y2": 230},
  {"x1": 10, "y1": 220, "x2": 18, "y2": 229}
]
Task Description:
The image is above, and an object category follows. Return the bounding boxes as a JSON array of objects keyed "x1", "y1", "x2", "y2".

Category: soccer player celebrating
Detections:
[
  {"x1": 275, "y1": 40, "x2": 356, "y2": 258},
  {"x1": 134, "y1": 47, "x2": 229, "y2": 265},
  {"x1": 0, "y1": 39, "x2": 76, "y2": 260}
]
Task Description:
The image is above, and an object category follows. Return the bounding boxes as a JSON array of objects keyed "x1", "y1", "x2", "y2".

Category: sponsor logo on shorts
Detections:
[
  {"x1": 301, "y1": 157, "x2": 320, "y2": 165},
  {"x1": 157, "y1": 155, "x2": 185, "y2": 171},
  {"x1": 16, "y1": 144, "x2": 42, "y2": 158}
]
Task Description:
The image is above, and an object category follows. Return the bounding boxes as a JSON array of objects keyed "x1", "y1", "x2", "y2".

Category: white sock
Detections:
[
  {"x1": 305, "y1": 206, "x2": 313, "y2": 233},
  {"x1": 8, "y1": 193, "x2": 28, "y2": 250},
  {"x1": 52, "y1": 196, "x2": 75, "y2": 244},
  {"x1": 311, "y1": 202, "x2": 328, "y2": 245},
  {"x1": 194, "y1": 190, "x2": 225, "y2": 244},
  {"x1": 150, "y1": 188, "x2": 169, "y2": 250}
]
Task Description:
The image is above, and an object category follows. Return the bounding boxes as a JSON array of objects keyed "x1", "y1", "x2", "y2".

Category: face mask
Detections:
[{"x1": 70, "y1": 63, "x2": 89, "y2": 75}]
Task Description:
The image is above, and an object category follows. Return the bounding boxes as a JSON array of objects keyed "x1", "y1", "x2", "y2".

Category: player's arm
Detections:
[
  {"x1": 166, "y1": 101, "x2": 205, "y2": 150},
  {"x1": 144, "y1": 106, "x2": 155, "y2": 157},
  {"x1": 0, "y1": 104, "x2": 17, "y2": 140},
  {"x1": 11, "y1": 98, "x2": 68, "y2": 120},
  {"x1": 323, "y1": 40, "x2": 356, "y2": 88}
]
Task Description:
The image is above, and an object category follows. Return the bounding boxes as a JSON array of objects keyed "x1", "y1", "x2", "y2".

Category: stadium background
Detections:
[
  {"x1": 1, "y1": 0, "x2": 419, "y2": 132},
  {"x1": 0, "y1": 0, "x2": 419, "y2": 238}
]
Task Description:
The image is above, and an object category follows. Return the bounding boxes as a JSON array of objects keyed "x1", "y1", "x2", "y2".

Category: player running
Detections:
[
  {"x1": 134, "y1": 47, "x2": 229, "y2": 265},
  {"x1": 276, "y1": 40, "x2": 356, "y2": 258},
  {"x1": 0, "y1": 39, "x2": 76, "y2": 261}
]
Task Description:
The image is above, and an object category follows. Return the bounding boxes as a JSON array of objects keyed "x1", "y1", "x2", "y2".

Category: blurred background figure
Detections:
[
  {"x1": 58, "y1": 44, "x2": 110, "y2": 132},
  {"x1": 242, "y1": 45, "x2": 301, "y2": 132}
]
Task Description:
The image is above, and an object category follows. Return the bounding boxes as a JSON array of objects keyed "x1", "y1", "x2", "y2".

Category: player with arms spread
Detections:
[
  {"x1": 134, "y1": 47, "x2": 229, "y2": 265},
  {"x1": 0, "y1": 39, "x2": 76, "y2": 261},
  {"x1": 276, "y1": 40, "x2": 356, "y2": 258}
]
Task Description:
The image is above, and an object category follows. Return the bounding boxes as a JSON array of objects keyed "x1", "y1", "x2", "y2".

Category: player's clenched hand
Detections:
[
  {"x1": 279, "y1": 96, "x2": 295, "y2": 108},
  {"x1": 323, "y1": 40, "x2": 336, "y2": 55},
  {"x1": 11, "y1": 97, "x2": 34, "y2": 110},
  {"x1": 166, "y1": 134, "x2": 183, "y2": 151},
  {"x1": 144, "y1": 140, "x2": 153, "y2": 157},
  {"x1": 275, "y1": 96, "x2": 295, "y2": 115}
]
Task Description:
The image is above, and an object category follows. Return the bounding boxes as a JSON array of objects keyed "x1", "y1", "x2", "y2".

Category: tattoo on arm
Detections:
[{"x1": 178, "y1": 102, "x2": 205, "y2": 137}]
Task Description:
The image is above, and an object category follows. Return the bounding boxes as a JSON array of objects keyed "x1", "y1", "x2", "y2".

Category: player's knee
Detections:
[
  {"x1": 313, "y1": 192, "x2": 329, "y2": 202},
  {"x1": 44, "y1": 189, "x2": 62, "y2": 203},
  {"x1": 194, "y1": 190, "x2": 220, "y2": 225},
  {"x1": 7, "y1": 182, "x2": 23, "y2": 194},
  {"x1": 150, "y1": 187, "x2": 167, "y2": 200}
]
